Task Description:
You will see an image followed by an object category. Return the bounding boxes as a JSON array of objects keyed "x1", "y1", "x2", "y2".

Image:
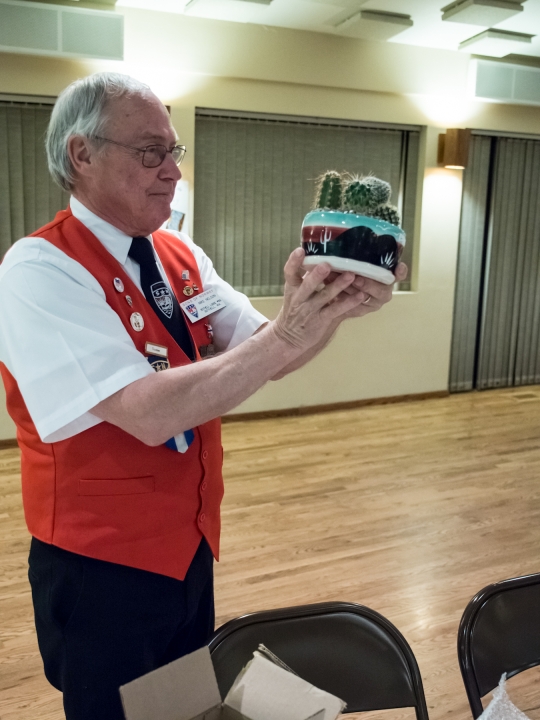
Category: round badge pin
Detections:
[
  {"x1": 113, "y1": 277, "x2": 124, "y2": 293},
  {"x1": 130, "y1": 312, "x2": 144, "y2": 332},
  {"x1": 183, "y1": 286, "x2": 194, "y2": 297},
  {"x1": 125, "y1": 295, "x2": 133, "y2": 307}
]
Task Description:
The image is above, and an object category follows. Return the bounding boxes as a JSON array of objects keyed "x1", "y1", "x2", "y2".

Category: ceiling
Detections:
[
  {"x1": 111, "y1": 0, "x2": 540, "y2": 60},
  {"x1": 16, "y1": 0, "x2": 540, "y2": 60}
]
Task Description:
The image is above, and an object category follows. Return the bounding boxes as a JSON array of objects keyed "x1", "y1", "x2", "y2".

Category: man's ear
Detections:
[{"x1": 67, "y1": 135, "x2": 95, "y2": 178}]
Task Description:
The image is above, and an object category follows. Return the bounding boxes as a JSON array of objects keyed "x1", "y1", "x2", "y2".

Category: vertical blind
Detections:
[
  {"x1": 450, "y1": 134, "x2": 540, "y2": 391},
  {"x1": 477, "y1": 138, "x2": 540, "y2": 388},
  {"x1": 194, "y1": 111, "x2": 420, "y2": 297},
  {"x1": 449, "y1": 135, "x2": 493, "y2": 392},
  {"x1": 0, "y1": 102, "x2": 68, "y2": 257}
]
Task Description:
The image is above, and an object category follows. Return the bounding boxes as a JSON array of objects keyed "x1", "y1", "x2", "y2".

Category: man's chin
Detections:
[{"x1": 150, "y1": 197, "x2": 173, "y2": 225}]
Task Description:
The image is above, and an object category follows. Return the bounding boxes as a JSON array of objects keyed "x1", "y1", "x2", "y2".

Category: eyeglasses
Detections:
[{"x1": 92, "y1": 136, "x2": 186, "y2": 168}]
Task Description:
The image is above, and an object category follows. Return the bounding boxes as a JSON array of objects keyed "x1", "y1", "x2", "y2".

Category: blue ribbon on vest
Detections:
[{"x1": 165, "y1": 429, "x2": 195, "y2": 453}]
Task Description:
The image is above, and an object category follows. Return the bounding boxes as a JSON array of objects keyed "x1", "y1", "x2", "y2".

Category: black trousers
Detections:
[{"x1": 28, "y1": 537, "x2": 215, "y2": 720}]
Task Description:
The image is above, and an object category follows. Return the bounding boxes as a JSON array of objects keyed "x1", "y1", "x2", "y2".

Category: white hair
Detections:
[{"x1": 46, "y1": 72, "x2": 151, "y2": 192}]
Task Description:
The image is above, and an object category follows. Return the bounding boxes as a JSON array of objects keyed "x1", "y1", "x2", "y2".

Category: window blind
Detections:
[
  {"x1": 0, "y1": 102, "x2": 68, "y2": 257},
  {"x1": 194, "y1": 110, "x2": 420, "y2": 296},
  {"x1": 450, "y1": 132, "x2": 540, "y2": 392}
]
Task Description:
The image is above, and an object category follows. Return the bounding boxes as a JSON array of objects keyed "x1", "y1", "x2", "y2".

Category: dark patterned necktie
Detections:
[{"x1": 128, "y1": 236, "x2": 195, "y2": 361}]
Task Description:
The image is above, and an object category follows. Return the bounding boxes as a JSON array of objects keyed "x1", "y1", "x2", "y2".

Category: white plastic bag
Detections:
[{"x1": 479, "y1": 674, "x2": 532, "y2": 720}]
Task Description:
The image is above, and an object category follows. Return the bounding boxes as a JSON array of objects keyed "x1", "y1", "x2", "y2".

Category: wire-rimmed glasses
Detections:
[{"x1": 92, "y1": 136, "x2": 186, "y2": 168}]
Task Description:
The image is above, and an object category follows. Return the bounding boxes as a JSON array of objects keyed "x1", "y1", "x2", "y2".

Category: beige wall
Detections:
[{"x1": 1, "y1": 9, "x2": 540, "y2": 436}]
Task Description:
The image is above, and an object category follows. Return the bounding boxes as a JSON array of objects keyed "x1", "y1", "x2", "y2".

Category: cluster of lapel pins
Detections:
[
  {"x1": 113, "y1": 277, "x2": 143, "y2": 331},
  {"x1": 112, "y1": 270, "x2": 199, "y2": 331}
]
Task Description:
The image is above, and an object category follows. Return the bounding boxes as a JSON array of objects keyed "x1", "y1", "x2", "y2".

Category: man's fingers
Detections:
[
  {"x1": 283, "y1": 248, "x2": 306, "y2": 288},
  {"x1": 313, "y1": 271, "x2": 356, "y2": 307},
  {"x1": 354, "y1": 263, "x2": 408, "y2": 303},
  {"x1": 394, "y1": 262, "x2": 408, "y2": 282},
  {"x1": 292, "y1": 261, "x2": 337, "y2": 303},
  {"x1": 330, "y1": 262, "x2": 408, "y2": 303},
  {"x1": 322, "y1": 289, "x2": 368, "y2": 320}
]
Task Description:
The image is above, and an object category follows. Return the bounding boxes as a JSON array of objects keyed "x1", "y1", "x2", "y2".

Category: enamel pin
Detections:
[
  {"x1": 125, "y1": 295, "x2": 133, "y2": 307},
  {"x1": 113, "y1": 277, "x2": 124, "y2": 293},
  {"x1": 181, "y1": 270, "x2": 190, "y2": 280},
  {"x1": 183, "y1": 286, "x2": 194, "y2": 297},
  {"x1": 130, "y1": 312, "x2": 144, "y2": 332},
  {"x1": 150, "y1": 358, "x2": 170, "y2": 372}
]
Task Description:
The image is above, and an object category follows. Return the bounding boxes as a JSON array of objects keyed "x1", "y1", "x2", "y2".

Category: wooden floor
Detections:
[{"x1": 1, "y1": 386, "x2": 540, "y2": 720}]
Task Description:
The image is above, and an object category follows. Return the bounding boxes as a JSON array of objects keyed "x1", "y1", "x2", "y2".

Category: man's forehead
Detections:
[
  {"x1": 107, "y1": 95, "x2": 176, "y2": 142},
  {"x1": 138, "y1": 129, "x2": 178, "y2": 142}
]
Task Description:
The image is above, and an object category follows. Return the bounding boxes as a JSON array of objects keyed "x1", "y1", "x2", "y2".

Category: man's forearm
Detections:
[
  {"x1": 93, "y1": 322, "x2": 302, "y2": 446},
  {"x1": 271, "y1": 319, "x2": 339, "y2": 379},
  {"x1": 93, "y1": 257, "x2": 369, "y2": 445}
]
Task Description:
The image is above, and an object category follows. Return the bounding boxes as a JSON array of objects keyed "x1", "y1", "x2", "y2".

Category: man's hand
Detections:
[
  {"x1": 346, "y1": 260, "x2": 408, "y2": 317},
  {"x1": 325, "y1": 261, "x2": 408, "y2": 319},
  {"x1": 268, "y1": 254, "x2": 408, "y2": 380},
  {"x1": 272, "y1": 248, "x2": 368, "y2": 350}
]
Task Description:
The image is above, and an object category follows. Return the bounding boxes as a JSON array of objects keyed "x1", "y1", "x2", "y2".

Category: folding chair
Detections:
[
  {"x1": 457, "y1": 571, "x2": 540, "y2": 718},
  {"x1": 209, "y1": 601, "x2": 429, "y2": 720}
]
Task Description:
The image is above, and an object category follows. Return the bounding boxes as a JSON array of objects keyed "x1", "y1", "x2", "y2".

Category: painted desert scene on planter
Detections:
[{"x1": 301, "y1": 171, "x2": 406, "y2": 284}]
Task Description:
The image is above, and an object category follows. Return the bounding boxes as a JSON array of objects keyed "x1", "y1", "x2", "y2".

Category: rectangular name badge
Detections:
[
  {"x1": 145, "y1": 342, "x2": 168, "y2": 358},
  {"x1": 180, "y1": 289, "x2": 227, "y2": 323}
]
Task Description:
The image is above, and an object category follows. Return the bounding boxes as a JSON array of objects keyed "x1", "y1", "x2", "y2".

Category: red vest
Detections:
[{"x1": 0, "y1": 208, "x2": 224, "y2": 580}]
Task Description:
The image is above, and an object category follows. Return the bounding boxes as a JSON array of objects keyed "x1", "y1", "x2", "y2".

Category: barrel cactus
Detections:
[
  {"x1": 343, "y1": 175, "x2": 391, "y2": 215},
  {"x1": 364, "y1": 176, "x2": 391, "y2": 207},
  {"x1": 313, "y1": 170, "x2": 343, "y2": 210},
  {"x1": 373, "y1": 203, "x2": 401, "y2": 227}
]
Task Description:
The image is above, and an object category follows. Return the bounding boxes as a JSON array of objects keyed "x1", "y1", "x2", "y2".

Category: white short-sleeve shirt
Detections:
[{"x1": 0, "y1": 197, "x2": 267, "y2": 444}]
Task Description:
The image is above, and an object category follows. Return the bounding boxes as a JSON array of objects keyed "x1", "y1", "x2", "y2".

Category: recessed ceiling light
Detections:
[
  {"x1": 335, "y1": 10, "x2": 413, "y2": 41},
  {"x1": 442, "y1": 0, "x2": 524, "y2": 26},
  {"x1": 459, "y1": 28, "x2": 534, "y2": 56}
]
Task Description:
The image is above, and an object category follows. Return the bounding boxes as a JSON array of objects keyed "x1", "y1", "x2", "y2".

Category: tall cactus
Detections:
[{"x1": 313, "y1": 170, "x2": 343, "y2": 210}]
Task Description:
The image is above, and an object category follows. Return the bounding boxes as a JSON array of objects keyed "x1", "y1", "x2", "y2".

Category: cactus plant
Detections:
[
  {"x1": 363, "y1": 176, "x2": 391, "y2": 207},
  {"x1": 343, "y1": 177, "x2": 370, "y2": 214},
  {"x1": 343, "y1": 175, "x2": 391, "y2": 215},
  {"x1": 313, "y1": 170, "x2": 343, "y2": 210},
  {"x1": 373, "y1": 203, "x2": 401, "y2": 227}
]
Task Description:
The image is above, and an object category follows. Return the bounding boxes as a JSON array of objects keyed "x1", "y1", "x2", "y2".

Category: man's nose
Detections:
[{"x1": 160, "y1": 152, "x2": 182, "y2": 181}]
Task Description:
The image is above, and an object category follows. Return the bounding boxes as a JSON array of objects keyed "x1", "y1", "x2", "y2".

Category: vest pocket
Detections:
[{"x1": 78, "y1": 476, "x2": 155, "y2": 496}]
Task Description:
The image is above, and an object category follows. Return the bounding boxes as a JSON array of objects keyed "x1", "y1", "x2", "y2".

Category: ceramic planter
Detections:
[{"x1": 301, "y1": 210, "x2": 406, "y2": 285}]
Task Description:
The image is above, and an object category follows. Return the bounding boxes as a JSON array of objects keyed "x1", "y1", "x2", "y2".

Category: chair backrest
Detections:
[
  {"x1": 209, "y1": 601, "x2": 429, "y2": 720},
  {"x1": 457, "y1": 572, "x2": 540, "y2": 718}
]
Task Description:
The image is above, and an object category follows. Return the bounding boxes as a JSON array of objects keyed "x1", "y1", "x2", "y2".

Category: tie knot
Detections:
[{"x1": 128, "y1": 236, "x2": 156, "y2": 266}]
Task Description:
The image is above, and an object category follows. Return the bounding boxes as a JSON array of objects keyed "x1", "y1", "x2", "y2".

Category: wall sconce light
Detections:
[{"x1": 437, "y1": 128, "x2": 471, "y2": 169}]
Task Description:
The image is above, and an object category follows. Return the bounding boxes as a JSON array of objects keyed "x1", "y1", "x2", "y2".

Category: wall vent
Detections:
[
  {"x1": 474, "y1": 59, "x2": 540, "y2": 105},
  {"x1": 0, "y1": 0, "x2": 123, "y2": 61}
]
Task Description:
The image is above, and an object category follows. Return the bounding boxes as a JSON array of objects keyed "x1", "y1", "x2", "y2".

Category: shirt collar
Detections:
[{"x1": 69, "y1": 196, "x2": 152, "y2": 267}]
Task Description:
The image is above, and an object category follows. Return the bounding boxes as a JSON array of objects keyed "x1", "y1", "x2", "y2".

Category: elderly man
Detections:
[{"x1": 0, "y1": 72, "x2": 405, "y2": 720}]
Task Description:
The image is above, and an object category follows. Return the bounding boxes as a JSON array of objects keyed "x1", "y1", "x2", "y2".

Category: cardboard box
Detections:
[{"x1": 120, "y1": 644, "x2": 345, "y2": 720}]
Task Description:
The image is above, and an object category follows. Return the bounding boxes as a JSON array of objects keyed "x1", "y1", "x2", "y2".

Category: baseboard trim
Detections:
[
  {"x1": 0, "y1": 438, "x2": 18, "y2": 449},
  {"x1": 222, "y1": 390, "x2": 450, "y2": 423}
]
